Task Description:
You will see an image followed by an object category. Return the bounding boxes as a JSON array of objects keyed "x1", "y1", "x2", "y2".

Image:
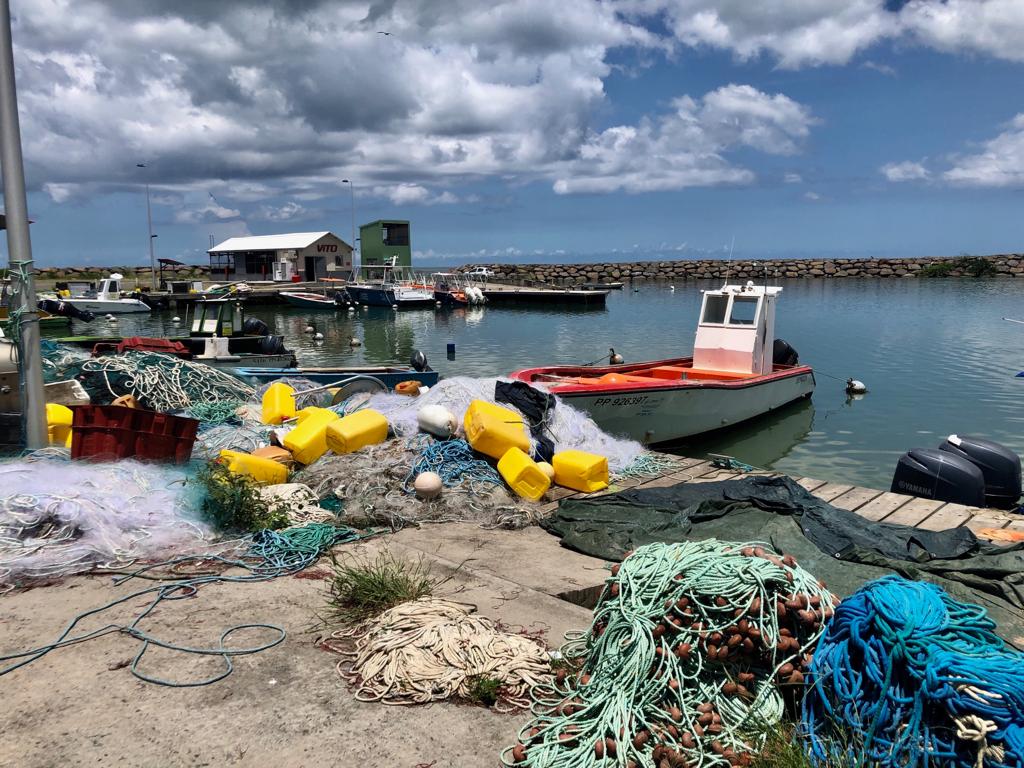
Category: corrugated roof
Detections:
[{"x1": 208, "y1": 231, "x2": 345, "y2": 253}]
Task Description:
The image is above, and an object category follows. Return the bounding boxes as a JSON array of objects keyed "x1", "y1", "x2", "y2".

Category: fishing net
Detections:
[
  {"x1": 40, "y1": 340, "x2": 92, "y2": 384},
  {"x1": 294, "y1": 438, "x2": 537, "y2": 530},
  {"x1": 192, "y1": 423, "x2": 273, "y2": 460},
  {"x1": 77, "y1": 351, "x2": 254, "y2": 411},
  {"x1": 0, "y1": 456, "x2": 218, "y2": 589},
  {"x1": 339, "y1": 377, "x2": 646, "y2": 473}
]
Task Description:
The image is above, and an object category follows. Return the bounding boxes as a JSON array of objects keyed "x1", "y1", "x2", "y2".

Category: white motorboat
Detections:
[
  {"x1": 510, "y1": 282, "x2": 815, "y2": 445},
  {"x1": 61, "y1": 274, "x2": 150, "y2": 314}
]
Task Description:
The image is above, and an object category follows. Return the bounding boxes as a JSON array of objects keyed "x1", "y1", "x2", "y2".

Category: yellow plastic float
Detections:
[
  {"x1": 261, "y1": 382, "x2": 296, "y2": 425},
  {"x1": 283, "y1": 407, "x2": 340, "y2": 464},
  {"x1": 217, "y1": 449, "x2": 289, "y2": 485},
  {"x1": 326, "y1": 409, "x2": 389, "y2": 454},
  {"x1": 45, "y1": 403, "x2": 73, "y2": 447},
  {"x1": 497, "y1": 447, "x2": 551, "y2": 501},
  {"x1": 463, "y1": 400, "x2": 530, "y2": 460},
  {"x1": 552, "y1": 450, "x2": 609, "y2": 493}
]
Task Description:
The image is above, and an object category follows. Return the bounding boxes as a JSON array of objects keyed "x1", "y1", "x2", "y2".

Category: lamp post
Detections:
[
  {"x1": 136, "y1": 163, "x2": 157, "y2": 289},
  {"x1": 341, "y1": 178, "x2": 356, "y2": 264},
  {"x1": 0, "y1": 0, "x2": 46, "y2": 447}
]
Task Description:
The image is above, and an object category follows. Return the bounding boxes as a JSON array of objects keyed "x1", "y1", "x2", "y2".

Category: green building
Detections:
[{"x1": 358, "y1": 220, "x2": 411, "y2": 268}]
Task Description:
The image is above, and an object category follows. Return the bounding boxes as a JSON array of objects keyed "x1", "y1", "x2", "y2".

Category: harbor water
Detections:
[{"x1": 49, "y1": 277, "x2": 1024, "y2": 489}]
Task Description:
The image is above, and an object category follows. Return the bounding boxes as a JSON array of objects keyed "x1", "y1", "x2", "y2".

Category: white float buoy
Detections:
[
  {"x1": 536, "y1": 461, "x2": 555, "y2": 481},
  {"x1": 609, "y1": 347, "x2": 624, "y2": 365},
  {"x1": 349, "y1": 337, "x2": 362, "y2": 347},
  {"x1": 669, "y1": 285, "x2": 675, "y2": 291},
  {"x1": 313, "y1": 332, "x2": 324, "y2": 341},
  {"x1": 171, "y1": 316, "x2": 181, "y2": 322},
  {"x1": 347, "y1": 306, "x2": 355, "y2": 313},
  {"x1": 417, "y1": 404, "x2": 458, "y2": 439},
  {"x1": 391, "y1": 305, "x2": 398, "y2": 310},
  {"x1": 414, "y1": 471, "x2": 443, "y2": 500},
  {"x1": 304, "y1": 325, "x2": 315, "y2": 333},
  {"x1": 845, "y1": 378, "x2": 868, "y2": 394}
]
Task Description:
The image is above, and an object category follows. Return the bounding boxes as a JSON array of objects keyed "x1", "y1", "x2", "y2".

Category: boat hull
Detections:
[
  {"x1": 280, "y1": 292, "x2": 338, "y2": 310},
  {"x1": 61, "y1": 298, "x2": 151, "y2": 314},
  {"x1": 511, "y1": 359, "x2": 815, "y2": 444},
  {"x1": 231, "y1": 366, "x2": 439, "y2": 389}
]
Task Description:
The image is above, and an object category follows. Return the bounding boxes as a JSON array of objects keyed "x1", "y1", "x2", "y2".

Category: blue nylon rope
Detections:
[
  {"x1": 802, "y1": 575, "x2": 1024, "y2": 768},
  {"x1": 402, "y1": 437, "x2": 502, "y2": 493}
]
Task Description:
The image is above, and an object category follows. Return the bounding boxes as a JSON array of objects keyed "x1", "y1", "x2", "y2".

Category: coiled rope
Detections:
[
  {"x1": 0, "y1": 523, "x2": 369, "y2": 686},
  {"x1": 402, "y1": 436, "x2": 503, "y2": 493},
  {"x1": 324, "y1": 597, "x2": 553, "y2": 712},
  {"x1": 503, "y1": 540, "x2": 838, "y2": 768},
  {"x1": 79, "y1": 351, "x2": 254, "y2": 411},
  {"x1": 802, "y1": 575, "x2": 1024, "y2": 768}
]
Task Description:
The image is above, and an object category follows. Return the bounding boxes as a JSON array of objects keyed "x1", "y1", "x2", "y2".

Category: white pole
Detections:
[{"x1": 0, "y1": 0, "x2": 46, "y2": 448}]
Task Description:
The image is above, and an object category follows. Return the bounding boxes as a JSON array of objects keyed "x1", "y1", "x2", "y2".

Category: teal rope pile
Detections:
[
  {"x1": 188, "y1": 400, "x2": 244, "y2": 425},
  {"x1": 402, "y1": 437, "x2": 502, "y2": 493},
  {"x1": 803, "y1": 575, "x2": 1024, "y2": 768},
  {"x1": 502, "y1": 540, "x2": 838, "y2": 767},
  {"x1": 0, "y1": 523, "x2": 368, "y2": 687},
  {"x1": 612, "y1": 452, "x2": 678, "y2": 480}
]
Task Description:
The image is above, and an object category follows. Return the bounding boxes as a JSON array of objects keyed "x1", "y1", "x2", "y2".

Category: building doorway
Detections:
[{"x1": 304, "y1": 256, "x2": 316, "y2": 282}]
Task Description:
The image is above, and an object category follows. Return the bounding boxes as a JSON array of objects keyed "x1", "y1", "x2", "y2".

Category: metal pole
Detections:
[
  {"x1": 343, "y1": 178, "x2": 356, "y2": 265},
  {"x1": 145, "y1": 181, "x2": 156, "y2": 289},
  {"x1": 0, "y1": 0, "x2": 46, "y2": 448}
]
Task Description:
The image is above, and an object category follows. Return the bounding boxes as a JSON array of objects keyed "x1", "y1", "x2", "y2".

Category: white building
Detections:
[{"x1": 207, "y1": 231, "x2": 353, "y2": 282}]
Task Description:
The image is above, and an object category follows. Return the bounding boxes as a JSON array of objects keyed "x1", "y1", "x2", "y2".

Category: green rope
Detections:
[
  {"x1": 0, "y1": 523, "x2": 374, "y2": 687},
  {"x1": 188, "y1": 400, "x2": 244, "y2": 425},
  {"x1": 611, "y1": 452, "x2": 678, "y2": 481},
  {"x1": 502, "y1": 540, "x2": 838, "y2": 767}
]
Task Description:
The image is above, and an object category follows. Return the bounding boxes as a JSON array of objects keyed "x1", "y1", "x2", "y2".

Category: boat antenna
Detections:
[{"x1": 723, "y1": 235, "x2": 735, "y2": 286}]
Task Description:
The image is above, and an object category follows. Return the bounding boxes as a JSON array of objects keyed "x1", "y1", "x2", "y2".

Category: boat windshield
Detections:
[
  {"x1": 729, "y1": 296, "x2": 759, "y2": 325},
  {"x1": 702, "y1": 294, "x2": 728, "y2": 324}
]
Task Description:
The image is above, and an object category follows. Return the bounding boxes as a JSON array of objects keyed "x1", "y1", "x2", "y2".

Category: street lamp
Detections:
[
  {"x1": 136, "y1": 163, "x2": 157, "y2": 290},
  {"x1": 341, "y1": 178, "x2": 356, "y2": 264}
]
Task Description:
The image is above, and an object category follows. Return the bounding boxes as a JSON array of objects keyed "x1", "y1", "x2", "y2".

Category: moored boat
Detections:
[
  {"x1": 509, "y1": 282, "x2": 815, "y2": 444},
  {"x1": 280, "y1": 291, "x2": 339, "y2": 310},
  {"x1": 59, "y1": 274, "x2": 151, "y2": 314},
  {"x1": 344, "y1": 258, "x2": 435, "y2": 308}
]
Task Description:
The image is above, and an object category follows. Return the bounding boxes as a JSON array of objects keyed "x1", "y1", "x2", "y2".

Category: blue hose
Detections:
[
  {"x1": 802, "y1": 575, "x2": 1024, "y2": 767},
  {"x1": 0, "y1": 523, "x2": 370, "y2": 686}
]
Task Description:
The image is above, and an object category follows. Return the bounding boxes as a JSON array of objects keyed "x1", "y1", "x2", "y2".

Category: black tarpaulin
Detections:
[
  {"x1": 495, "y1": 380, "x2": 556, "y2": 463},
  {"x1": 542, "y1": 475, "x2": 1024, "y2": 644}
]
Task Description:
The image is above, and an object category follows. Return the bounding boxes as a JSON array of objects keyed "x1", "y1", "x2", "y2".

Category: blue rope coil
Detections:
[
  {"x1": 0, "y1": 523, "x2": 369, "y2": 687},
  {"x1": 402, "y1": 437, "x2": 502, "y2": 493},
  {"x1": 802, "y1": 575, "x2": 1024, "y2": 768}
]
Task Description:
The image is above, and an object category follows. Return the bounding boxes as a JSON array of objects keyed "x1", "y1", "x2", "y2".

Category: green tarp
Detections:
[{"x1": 542, "y1": 476, "x2": 1024, "y2": 645}]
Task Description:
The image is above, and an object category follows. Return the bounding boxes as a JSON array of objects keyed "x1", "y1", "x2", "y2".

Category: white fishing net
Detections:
[
  {"x1": 0, "y1": 457, "x2": 217, "y2": 589},
  {"x1": 339, "y1": 376, "x2": 646, "y2": 473}
]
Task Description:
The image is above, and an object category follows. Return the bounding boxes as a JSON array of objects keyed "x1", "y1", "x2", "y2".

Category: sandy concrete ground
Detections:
[{"x1": 1, "y1": 525, "x2": 607, "y2": 768}]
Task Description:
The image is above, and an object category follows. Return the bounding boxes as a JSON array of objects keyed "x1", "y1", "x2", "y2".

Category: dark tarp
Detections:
[
  {"x1": 495, "y1": 380, "x2": 556, "y2": 463},
  {"x1": 542, "y1": 475, "x2": 1024, "y2": 645}
]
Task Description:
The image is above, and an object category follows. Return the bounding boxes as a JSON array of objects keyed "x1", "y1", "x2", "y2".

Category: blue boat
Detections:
[{"x1": 231, "y1": 366, "x2": 439, "y2": 390}]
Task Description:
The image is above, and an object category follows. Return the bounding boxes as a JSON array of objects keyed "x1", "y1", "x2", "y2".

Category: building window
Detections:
[
  {"x1": 243, "y1": 252, "x2": 275, "y2": 276},
  {"x1": 209, "y1": 253, "x2": 235, "y2": 275},
  {"x1": 381, "y1": 222, "x2": 409, "y2": 247}
]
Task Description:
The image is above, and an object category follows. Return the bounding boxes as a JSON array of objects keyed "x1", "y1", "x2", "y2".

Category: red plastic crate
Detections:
[{"x1": 70, "y1": 405, "x2": 199, "y2": 464}]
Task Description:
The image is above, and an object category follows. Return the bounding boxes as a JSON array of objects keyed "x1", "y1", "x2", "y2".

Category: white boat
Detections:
[
  {"x1": 509, "y1": 282, "x2": 815, "y2": 445},
  {"x1": 343, "y1": 258, "x2": 435, "y2": 308},
  {"x1": 61, "y1": 274, "x2": 151, "y2": 314}
]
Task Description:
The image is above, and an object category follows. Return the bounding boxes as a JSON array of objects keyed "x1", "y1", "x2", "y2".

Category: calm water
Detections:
[{"x1": 49, "y1": 279, "x2": 1024, "y2": 489}]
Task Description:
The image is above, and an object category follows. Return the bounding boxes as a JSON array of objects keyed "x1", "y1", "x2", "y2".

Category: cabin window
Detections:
[
  {"x1": 702, "y1": 294, "x2": 728, "y2": 324},
  {"x1": 729, "y1": 296, "x2": 759, "y2": 325}
]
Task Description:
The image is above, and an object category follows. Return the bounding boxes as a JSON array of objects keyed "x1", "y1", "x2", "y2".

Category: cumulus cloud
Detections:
[
  {"x1": 881, "y1": 160, "x2": 931, "y2": 181},
  {"x1": 624, "y1": 0, "x2": 1024, "y2": 68},
  {"x1": 943, "y1": 114, "x2": 1024, "y2": 186},
  {"x1": 783, "y1": 172, "x2": 803, "y2": 183},
  {"x1": 174, "y1": 201, "x2": 241, "y2": 224},
  {"x1": 253, "y1": 201, "x2": 311, "y2": 222},
  {"x1": 552, "y1": 84, "x2": 816, "y2": 194},
  {"x1": 371, "y1": 183, "x2": 461, "y2": 205}
]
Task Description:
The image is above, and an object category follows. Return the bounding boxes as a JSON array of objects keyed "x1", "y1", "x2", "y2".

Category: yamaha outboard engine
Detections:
[
  {"x1": 939, "y1": 435, "x2": 1021, "y2": 510},
  {"x1": 410, "y1": 349, "x2": 431, "y2": 372},
  {"x1": 772, "y1": 339, "x2": 799, "y2": 367},
  {"x1": 242, "y1": 317, "x2": 270, "y2": 337},
  {"x1": 258, "y1": 335, "x2": 287, "y2": 355},
  {"x1": 891, "y1": 448, "x2": 986, "y2": 506}
]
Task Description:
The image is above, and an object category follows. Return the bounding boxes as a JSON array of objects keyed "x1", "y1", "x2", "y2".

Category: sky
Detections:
[{"x1": 6, "y1": 0, "x2": 1024, "y2": 266}]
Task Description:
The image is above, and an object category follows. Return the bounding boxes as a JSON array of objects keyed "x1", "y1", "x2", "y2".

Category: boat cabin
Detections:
[
  {"x1": 79, "y1": 274, "x2": 126, "y2": 301},
  {"x1": 694, "y1": 283, "x2": 780, "y2": 376},
  {"x1": 190, "y1": 298, "x2": 244, "y2": 337}
]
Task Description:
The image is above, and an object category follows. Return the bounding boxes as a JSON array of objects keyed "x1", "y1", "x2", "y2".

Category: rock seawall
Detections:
[{"x1": 459, "y1": 254, "x2": 1024, "y2": 283}]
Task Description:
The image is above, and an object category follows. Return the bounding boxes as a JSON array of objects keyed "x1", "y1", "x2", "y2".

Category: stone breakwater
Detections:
[
  {"x1": 33, "y1": 264, "x2": 210, "y2": 280},
  {"x1": 459, "y1": 254, "x2": 1024, "y2": 284}
]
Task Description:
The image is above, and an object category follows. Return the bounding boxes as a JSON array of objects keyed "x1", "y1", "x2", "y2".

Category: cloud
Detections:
[
  {"x1": 174, "y1": 201, "x2": 241, "y2": 224},
  {"x1": 627, "y1": 0, "x2": 1024, "y2": 68},
  {"x1": 371, "y1": 183, "x2": 461, "y2": 205},
  {"x1": 253, "y1": 201, "x2": 311, "y2": 222},
  {"x1": 881, "y1": 160, "x2": 931, "y2": 181},
  {"x1": 553, "y1": 84, "x2": 816, "y2": 194},
  {"x1": 862, "y1": 59, "x2": 897, "y2": 75},
  {"x1": 943, "y1": 114, "x2": 1024, "y2": 186},
  {"x1": 783, "y1": 172, "x2": 803, "y2": 183},
  {"x1": 803, "y1": 191, "x2": 821, "y2": 201}
]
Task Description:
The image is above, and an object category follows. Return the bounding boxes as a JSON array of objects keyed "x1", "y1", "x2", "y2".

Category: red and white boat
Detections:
[{"x1": 509, "y1": 282, "x2": 815, "y2": 445}]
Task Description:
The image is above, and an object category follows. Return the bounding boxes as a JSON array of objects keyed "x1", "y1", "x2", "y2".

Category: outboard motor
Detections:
[
  {"x1": 772, "y1": 339, "x2": 799, "y2": 367},
  {"x1": 891, "y1": 448, "x2": 986, "y2": 506},
  {"x1": 242, "y1": 317, "x2": 270, "y2": 337},
  {"x1": 939, "y1": 435, "x2": 1021, "y2": 510},
  {"x1": 38, "y1": 298, "x2": 95, "y2": 323},
  {"x1": 410, "y1": 349, "x2": 431, "y2": 372},
  {"x1": 258, "y1": 335, "x2": 287, "y2": 355}
]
